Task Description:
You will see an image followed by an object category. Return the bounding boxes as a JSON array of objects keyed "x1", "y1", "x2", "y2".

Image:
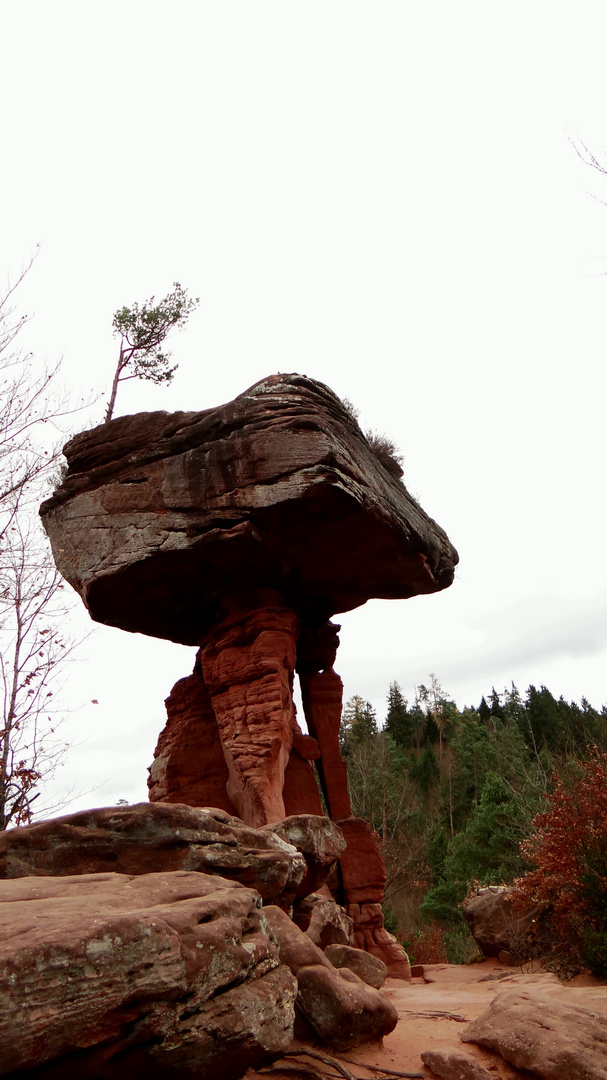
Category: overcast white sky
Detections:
[{"x1": 2, "y1": 2, "x2": 607, "y2": 814}]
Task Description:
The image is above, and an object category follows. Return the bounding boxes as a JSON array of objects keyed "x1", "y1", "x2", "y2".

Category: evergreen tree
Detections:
[
  {"x1": 106, "y1": 283, "x2": 199, "y2": 421},
  {"x1": 385, "y1": 681, "x2": 412, "y2": 747},
  {"x1": 478, "y1": 696, "x2": 491, "y2": 724},
  {"x1": 340, "y1": 695, "x2": 377, "y2": 753},
  {"x1": 420, "y1": 772, "x2": 527, "y2": 927},
  {"x1": 408, "y1": 742, "x2": 440, "y2": 793}
]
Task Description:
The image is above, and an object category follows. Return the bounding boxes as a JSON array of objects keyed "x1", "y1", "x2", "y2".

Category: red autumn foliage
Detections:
[
  {"x1": 515, "y1": 748, "x2": 607, "y2": 949},
  {"x1": 409, "y1": 922, "x2": 447, "y2": 965}
]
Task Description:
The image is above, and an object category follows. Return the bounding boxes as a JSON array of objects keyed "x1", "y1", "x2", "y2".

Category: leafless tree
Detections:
[
  {"x1": 0, "y1": 517, "x2": 75, "y2": 827},
  {"x1": 0, "y1": 256, "x2": 82, "y2": 827}
]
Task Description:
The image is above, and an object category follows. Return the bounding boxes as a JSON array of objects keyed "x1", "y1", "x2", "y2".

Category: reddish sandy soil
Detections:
[{"x1": 248, "y1": 959, "x2": 607, "y2": 1080}]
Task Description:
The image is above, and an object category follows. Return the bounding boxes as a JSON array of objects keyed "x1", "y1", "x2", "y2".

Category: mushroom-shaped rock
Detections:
[
  {"x1": 40, "y1": 373, "x2": 458, "y2": 645},
  {"x1": 40, "y1": 374, "x2": 457, "y2": 976}
]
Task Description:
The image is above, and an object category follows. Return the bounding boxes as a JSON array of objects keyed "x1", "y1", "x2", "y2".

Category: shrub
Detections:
[
  {"x1": 407, "y1": 923, "x2": 447, "y2": 965},
  {"x1": 365, "y1": 430, "x2": 404, "y2": 477},
  {"x1": 515, "y1": 748, "x2": 607, "y2": 976}
]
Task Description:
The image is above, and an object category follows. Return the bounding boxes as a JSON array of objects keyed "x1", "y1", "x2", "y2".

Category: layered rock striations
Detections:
[
  {"x1": 41, "y1": 373, "x2": 457, "y2": 644},
  {"x1": 0, "y1": 802, "x2": 306, "y2": 905},
  {"x1": 40, "y1": 373, "x2": 458, "y2": 974},
  {"x1": 0, "y1": 808, "x2": 399, "y2": 1076},
  {"x1": 0, "y1": 870, "x2": 297, "y2": 1079}
]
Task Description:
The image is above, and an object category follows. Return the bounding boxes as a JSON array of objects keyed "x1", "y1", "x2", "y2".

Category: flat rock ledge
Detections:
[
  {"x1": 0, "y1": 802, "x2": 306, "y2": 906},
  {"x1": 462, "y1": 985, "x2": 607, "y2": 1080}
]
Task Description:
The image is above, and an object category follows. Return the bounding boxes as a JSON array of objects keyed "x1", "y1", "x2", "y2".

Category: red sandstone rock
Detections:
[
  {"x1": 261, "y1": 905, "x2": 398, "y2": 1051},
  {"x1": 148, "y1": 659, "x2": 237, "y2": 813},
  {"x1": 420, "y1": 1046, "x2": 496, "y2": 1080},
  {"x1": 462, "y1": 986, "x2": 607, "y2": 1079},
  {"x1": 334, "y1": 819, "x2": 410, "y2": 977},
  {"x1": 283, "y1": 743, "x2": 325, "y2": 816},
  {"x1": 0, "y1": 802, "x2": 306, "y2": 904},
  {"x1": 0, "y1": 870, "x2": 297, "y2": 1079},
  {"x1": 199, "y1": 592, "x2": 299, "y2": 826},
  {"x1": 263, "y1": 815, "x2": 346, "y2": 898},
  {"x1": 40, "y1": 374, "x2": 458, "y2": 646},
  {"x1": 149, "y1": 652, "x2": 324, "y2": 819},
  {"x1": 463, "y1": 885, "x2": 537, "y2": 960},
  {"x1": 337, "y1": 817, "x2": 387, "y2": 904},
  {"x1": 296, "y1": 964, "x2": 399, "y2": 1051},
  {"x1": 295, "y1": 892, "x2": 354, "y2": 949},
  {"x1": 300, "y1": 666, "x2": 352, "y2": 820},
  {"x1": 325, "y1": 944, "x2": 387, "y2": 989}
]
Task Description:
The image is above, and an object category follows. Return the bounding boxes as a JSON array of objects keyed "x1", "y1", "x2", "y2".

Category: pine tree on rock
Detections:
[{"x1": 105, "y1": 283, "x2": 199, "y2": 422}]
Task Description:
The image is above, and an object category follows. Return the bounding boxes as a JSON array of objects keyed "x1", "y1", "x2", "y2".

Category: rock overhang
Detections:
[{"x1": 40, "y1": 373, "x2": 458, "y2": 645}]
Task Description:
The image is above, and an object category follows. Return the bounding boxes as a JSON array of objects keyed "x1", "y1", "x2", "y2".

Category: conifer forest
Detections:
[{"x1": 340, "y1": 677, "x2": 607, "y2": 975}]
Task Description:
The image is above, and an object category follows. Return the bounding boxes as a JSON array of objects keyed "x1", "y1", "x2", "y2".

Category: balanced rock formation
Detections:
[
  {"x1": 40, "y1": 374, "x2": 458, "y2": 971},
  {"x1": 0, "y1": 870, "x2": 297, "y2": 1079}
]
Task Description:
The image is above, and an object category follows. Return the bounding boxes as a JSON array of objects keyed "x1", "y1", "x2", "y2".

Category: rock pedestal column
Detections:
[
  {"x1": 149, "y1": 611, "x2": 410, "y2": 976},
  {"x1": 297, "y1": 623, "x2": 410, "y2": 978},
  {"x1": 199, "y1": 590, "x2": 300, "y2": 828}
]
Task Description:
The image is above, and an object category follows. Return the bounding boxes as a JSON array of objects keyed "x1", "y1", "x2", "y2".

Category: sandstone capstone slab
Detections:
[{"x1": 41, "y1": 374, "x2": 458, "y2": 645}]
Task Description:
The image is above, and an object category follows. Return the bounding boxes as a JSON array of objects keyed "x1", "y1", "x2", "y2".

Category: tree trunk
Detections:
[{"x1": 105, "y1": 347, "x2": 126, "y2": 422}]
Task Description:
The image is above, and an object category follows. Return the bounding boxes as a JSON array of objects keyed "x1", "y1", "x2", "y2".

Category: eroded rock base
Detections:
[{"x1": 149, "y1": 613, "x2": 409, "y2": 974}]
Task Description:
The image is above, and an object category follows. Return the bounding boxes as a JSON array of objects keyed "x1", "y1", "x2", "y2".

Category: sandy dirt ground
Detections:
[{"x1": 247, "y1": 959, "x2": 606, "y2": 1080}]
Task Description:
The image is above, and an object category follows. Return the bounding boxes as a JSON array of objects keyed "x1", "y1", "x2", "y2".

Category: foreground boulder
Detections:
[
  {"x1": 462, "y1": 986, "x2": 607, "y2": 1080},
  {"x1": 262, "y1": 904, "x2": 398, "y2": 1050},
  {"x1": 294, "y1": 891, "x2": 354, "y2": 949},
  {"x1": 325, "y1": 943, "x2": 387, "y2": 989},
  {"x1": 420, "y1": 1046, "x2": 495, "y2": 1080},
  {"x1": 263, "y1": 814, "x2": 346, "y2": 898},
  {"x1": 0, "y1": 870, "x2": 296, "y2": 1079},
  {"x1": 0, "y1": 802, "x2": 306, "y2": 906}
]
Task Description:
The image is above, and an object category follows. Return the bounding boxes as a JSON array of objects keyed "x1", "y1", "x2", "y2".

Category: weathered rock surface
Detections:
[
  {"x1": 296, "y1": 964, "x2": 399, "y2": 1051},
  {"x1": 148, "y1": 658, "x2": 238, "y2": 813},
  {"x1": 0, "y1": 870, "x2": 297, "y2": 1079},
  {"x1": 462, "y1": 986, "x2": 607, "y2": 1080},
  {"x1": 298, "y1": 637, "x2": 352, "y2": 822},
  {"x1": 463, "y1": 886, "x2": 537, "y2": 960},
  {"x1": 460, "y1": 885, "x2": 531, "y2": 963},
  {"x1": 294, "y1": 891, "x2": 354, "y2": 949},
  {"x1": 334, "y1": 816, "x2": 411, "y2": 978},
  {"x1": 0, "y1": 802, "x2": 306, "y2": 905},
  {"x1": 149, "y1": 647, "x2": 325, "y2": 820},
  {"x1": 198, "y1": 592, "x2": 300, "y2": 825},
  {"x1": 263, "y1": 814, "x2": 346, "y2": 898},
  {"x1": 40, "y1": 374, "x2": 458, "y2": 645},
  {"x1": 420, "y1": 1046, "x2": 495, "y2": 1080},
  {"x1": 262, "y1": 905, "x2": 398, "y2": 1051},
  {"x1": 325, "y1": 943, "x2": 387, "y2": 989},
  {"x1": 338, "y1": 816, "x2": 387, "y2": 905},
  {"x1": 41, "y1": 373, "x2": 456, "y2": 971}
]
